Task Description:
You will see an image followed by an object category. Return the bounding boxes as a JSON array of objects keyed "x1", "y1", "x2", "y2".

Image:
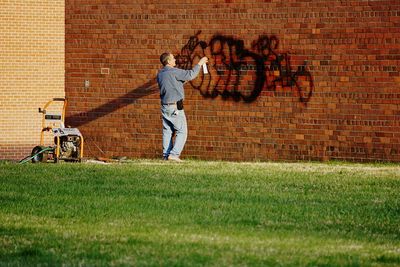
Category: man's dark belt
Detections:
[{"x1": 162, "y1": 99, "x2": 183, "y2": 110}]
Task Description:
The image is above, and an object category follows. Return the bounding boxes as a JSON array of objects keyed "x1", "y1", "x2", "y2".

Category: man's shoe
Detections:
[{"x1": 168, "y1": 155, "x2": 183, "y2": 162}]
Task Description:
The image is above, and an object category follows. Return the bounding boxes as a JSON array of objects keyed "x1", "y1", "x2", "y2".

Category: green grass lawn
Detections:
[{"x1": 0, "y1": 160, "x2": 399, "y2": 266}]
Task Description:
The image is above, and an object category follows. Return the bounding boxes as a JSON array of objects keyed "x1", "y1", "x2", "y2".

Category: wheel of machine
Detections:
[{"x1": 31, "y1": 146, "x2": 49, "y2": 163}]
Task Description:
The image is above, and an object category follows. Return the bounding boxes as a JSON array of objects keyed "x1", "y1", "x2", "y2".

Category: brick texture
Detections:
[
  {"x1": 27, "y1": 0, "x2": 400, "y2": 161},
  {"x1": 0, "y1": 0, "x2": 65, "y2": 161}
]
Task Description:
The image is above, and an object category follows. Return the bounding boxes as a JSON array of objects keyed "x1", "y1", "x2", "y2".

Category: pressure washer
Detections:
[{"x1": 19, "y1": 98, "x2": 84, "y2": 164}]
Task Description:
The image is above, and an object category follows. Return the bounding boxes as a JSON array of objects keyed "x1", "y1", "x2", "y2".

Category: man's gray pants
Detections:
[{"x1": 161, "y1": 104, "x2": 187, "y2": 158}]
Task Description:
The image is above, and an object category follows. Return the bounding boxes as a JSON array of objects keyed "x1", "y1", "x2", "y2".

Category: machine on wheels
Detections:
[{"x1": 20, "y1": 98, "x2": 84, "y2": 163}]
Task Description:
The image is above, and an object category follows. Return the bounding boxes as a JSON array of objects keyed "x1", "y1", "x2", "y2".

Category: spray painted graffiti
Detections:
[{"x1": 176, "y1": 31, "x2": 314, "y2": 103}]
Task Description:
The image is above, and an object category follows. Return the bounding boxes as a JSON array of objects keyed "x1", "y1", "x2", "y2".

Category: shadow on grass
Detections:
[{"x1": 0, "y1": 225, "x2": 62, "y2": 265}]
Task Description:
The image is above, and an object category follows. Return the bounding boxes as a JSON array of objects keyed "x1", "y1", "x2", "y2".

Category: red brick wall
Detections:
[{"x1": 65, "y1": 0, "x2": 400, "y2": 162}]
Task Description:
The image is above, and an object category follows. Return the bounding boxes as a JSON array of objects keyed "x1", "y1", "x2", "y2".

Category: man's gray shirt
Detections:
[{"x1": 157, "y1": 65, "x2": 201, "y2": 104}]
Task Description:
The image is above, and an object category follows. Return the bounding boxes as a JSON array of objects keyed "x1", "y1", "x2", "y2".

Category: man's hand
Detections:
[{"x1": 197, "y1": 57, "x2": 208, "y2": 66}]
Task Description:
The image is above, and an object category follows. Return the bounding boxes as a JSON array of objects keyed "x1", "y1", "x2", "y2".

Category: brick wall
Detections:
[
  {"x1": 0, "y1": 0, "x2": 65, "y2": 161},
  {"x1": 65, "y1": 0, "x2": 400, "y2": 162}
]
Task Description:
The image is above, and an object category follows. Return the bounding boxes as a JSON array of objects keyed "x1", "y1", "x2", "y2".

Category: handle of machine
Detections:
[{"x1": 39, "y1": 98, "x2": 66, "y2": 113}]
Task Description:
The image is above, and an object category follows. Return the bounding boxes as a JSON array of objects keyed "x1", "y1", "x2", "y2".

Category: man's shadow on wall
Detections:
[{"x1": 66, "y1": 79, "x2": 158, "y2": 128}]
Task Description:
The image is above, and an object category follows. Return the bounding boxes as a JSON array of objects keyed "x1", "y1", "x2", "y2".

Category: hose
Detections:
[{"x1": 19, "y1": 147, "x2": 54, "y2": 164}]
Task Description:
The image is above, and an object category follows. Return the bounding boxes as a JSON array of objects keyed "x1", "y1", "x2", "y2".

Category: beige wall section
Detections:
[{"x1": 0, "y1": 0, "x2": 65, "y2": 160}]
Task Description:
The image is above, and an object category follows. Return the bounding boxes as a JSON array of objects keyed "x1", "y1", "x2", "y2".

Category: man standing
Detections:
[{"x1": 157, "y1": 52, "x2": 208, "y2": 162}]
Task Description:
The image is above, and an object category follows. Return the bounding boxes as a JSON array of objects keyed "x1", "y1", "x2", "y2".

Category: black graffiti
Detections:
[{"x1": 176, "y1": 31, "x2": 314, "y2": 103}]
